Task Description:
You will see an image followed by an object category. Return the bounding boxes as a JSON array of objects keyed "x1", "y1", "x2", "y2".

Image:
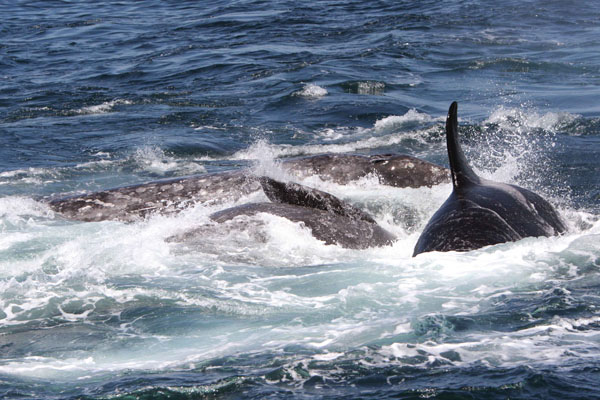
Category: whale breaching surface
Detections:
[
  {"x1": 48, "y1": 154, "x2": 449, "y2": 222},
  {"x1": 205, "y1": 177, "x2": 397, "y2": 249},
  {"x1": 413, "y1": 102, "x2": 566, "y2": 256}
]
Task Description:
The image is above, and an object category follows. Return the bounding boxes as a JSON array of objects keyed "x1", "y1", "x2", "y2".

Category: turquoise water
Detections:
[{"x1": 1, "y1": 1, "x2": 599, "y2": 398}]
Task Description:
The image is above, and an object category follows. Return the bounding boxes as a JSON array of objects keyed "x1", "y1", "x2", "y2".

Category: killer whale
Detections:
[
  {"x1": 192, "y1": 177, "x2": 397, "y2": 249},
  {"x1": 413, "y1": 102, "x2": 566, "y2": 256},
  {"x1": 48, "y1": 153, "x2": 449, "y2": 222}
]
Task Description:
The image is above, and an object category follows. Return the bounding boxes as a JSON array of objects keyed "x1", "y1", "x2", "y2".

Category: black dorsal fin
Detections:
[{"x1": 446, "y1": 102, "x2": 480, "y2": 188}]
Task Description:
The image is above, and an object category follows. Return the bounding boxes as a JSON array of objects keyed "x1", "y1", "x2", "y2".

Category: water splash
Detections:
[
  {"x1": 374, "y1": 109, "x2": 440, "y2": 133},
  {"x1": 294, "y1": 84, "x2": 328, "y2": 99}
]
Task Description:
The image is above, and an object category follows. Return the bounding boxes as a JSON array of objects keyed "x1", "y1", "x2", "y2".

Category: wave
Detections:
[
  {"x1": 0, "y1": 213, "x2": 597, "y2": 381},
  {"x1": 203, "y1": 109, "x2": 443, "y2": 161},
  {"x1": 373, "y1": 108, "x2": 439, "y2": 133},
  {"x1": 293, "y1": 83, "x2": 328, "y2": 99},
  {"x1": 129, "y1": 146, "x2": 206, "y2": 175},
  {"x1": 0, "y1": 147, "x2": 206, "y2": 192},
  {"x1": 469, "y1": 57, "x2": 587, "y2": 75},
  {"x1": 73, "y1": 99, "x2": 132, "y2": 115}
]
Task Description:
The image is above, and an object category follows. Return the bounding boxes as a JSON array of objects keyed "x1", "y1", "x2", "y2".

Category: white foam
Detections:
[
  {"x1": 0, "y1": 196, "x2": 54, "y2": 221},
  {"x1": 294, "y1": 83, "x2": 328, "y2": 99},
  {"x1": 379, "y1": 312, "x2": 600, "y2": 369},
  {"x1": 374, "y1": 108, "x2": 438, "y2": 133},
  {"x1": 193, "y1": 124, "x2": 227, "y2": 131},
  {"x1": 315, "y1": 127, "x2": 346, "y2": 141},
  {"x1": 131, "y1": 146, "x2": 206, "y2": 175},
  {"x1": 0, "y1": 207, "x2": 597, "y2": 380},
  {"x1": 0, "y1": 167, "x2": 60, "y2": 186},
  {"x1": 0, "y1": 232, "x2": 34, "y2": 251},
  {"x1": 0, "y1": 104, "x2": 597, "y2": 382},
  {"x1": 220, "y1": 109, "x2": 444, "y2": 164},
  {"x1": 74, "y1": 99, "x2": 132, "y2": 115},
  {"x1": 195, "y1": 110, "x2": 443, "y2": 163},
  {"x1": 219, "y1": 128, "x2": 436, "y2": 162}
]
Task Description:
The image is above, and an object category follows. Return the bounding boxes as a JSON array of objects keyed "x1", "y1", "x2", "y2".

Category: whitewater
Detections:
[{"x1": 2, "y1": 0, "x2": 599, "y2": 398}]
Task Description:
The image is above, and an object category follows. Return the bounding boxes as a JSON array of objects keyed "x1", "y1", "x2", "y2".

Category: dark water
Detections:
[{"x1": 1, "y1": 1, "x2": 600, "y2": 399}]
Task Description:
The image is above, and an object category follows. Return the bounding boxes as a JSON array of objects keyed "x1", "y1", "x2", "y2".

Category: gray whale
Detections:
[
  {"x1": 284, "y1": 153, "x2": 449, "y2": 188},
  {"x1": 49, "y1": 153, "x2": 449, "y2": 222},
  {"x1": 413, "y1": 102, "x2": 566, "y2": 256},
  {"x1": 204, "y1": 177, "x2": 396, "y2": 249},
  {"x1": 49, "y1": 170, "x2": 259, "y2": 222}
]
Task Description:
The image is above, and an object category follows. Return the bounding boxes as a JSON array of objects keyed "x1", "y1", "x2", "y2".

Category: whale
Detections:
[
  {"x1": 48, "y1": 153, "x2": 449, "y2": 222},
  {"x1": 413, "y1": 102, "x2": 566, "y2": 256},
  {"x1": 48, "y1": 170, "x2": 261, "y2": 222},
  {"x1": 283, "y1": 153, "x2": 449, "y2": 188},
  {"x1": 171, "y1": 177, "x2": 397, "y2": 249}
]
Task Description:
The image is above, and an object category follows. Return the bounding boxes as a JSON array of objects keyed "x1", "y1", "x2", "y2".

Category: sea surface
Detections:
[{"x1": 1, "y1": 1, "x2": 600, "y2": 399}]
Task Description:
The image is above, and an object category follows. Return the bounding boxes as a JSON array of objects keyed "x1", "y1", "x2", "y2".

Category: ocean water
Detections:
[{"x1": 1, "y1": 1, "x2": 600, "y2": 399}]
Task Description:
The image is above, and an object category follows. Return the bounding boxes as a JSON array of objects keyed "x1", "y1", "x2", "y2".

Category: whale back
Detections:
[
  {"x1": 201, "y1": 177, "x2": 397, "y2": 249},
  {"x1": 259, "y1": 176, "x2": 375, "y2": 223},
  {"x1": 281, "y1": 153, "x2": 450, "y2": 188}
]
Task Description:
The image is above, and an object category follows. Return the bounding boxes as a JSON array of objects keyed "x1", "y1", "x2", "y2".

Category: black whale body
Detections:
[
  {"x1": 175, "y1": 177, "x2": 397, "y2": 249},
  {"x1": 413, "y1": 102, "x2": 566, "y2": 256},
  {"x1": 49, "y1": 153, "x2": 449, "y2": 222}
]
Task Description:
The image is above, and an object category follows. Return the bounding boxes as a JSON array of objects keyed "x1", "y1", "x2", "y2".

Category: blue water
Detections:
[{"x1": 1, "y1": 1, "x2": 600, "y2": 399}]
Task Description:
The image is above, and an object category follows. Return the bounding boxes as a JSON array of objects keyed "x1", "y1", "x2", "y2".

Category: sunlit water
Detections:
[{"x1": 1, "y1": 1, "x2": 599, "y2": 399}]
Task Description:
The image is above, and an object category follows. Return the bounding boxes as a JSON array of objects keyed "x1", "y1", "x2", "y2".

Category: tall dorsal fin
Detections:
[{"x1": 446, "y1": 102, "x2": 480, "y2": 188}]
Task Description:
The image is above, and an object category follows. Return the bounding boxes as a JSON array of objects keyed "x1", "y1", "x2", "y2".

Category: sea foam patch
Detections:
[
  {"x1": 74, "y1": 99, "x2": 132, "y2": 115},
  {"x1": 294, "y1": 84, "x2": 328, "y2": 99}
]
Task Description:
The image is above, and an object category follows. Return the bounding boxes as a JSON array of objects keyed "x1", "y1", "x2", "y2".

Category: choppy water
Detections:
[{"x1": 1, "y1": 1, "x2": 600, "y2": 399}]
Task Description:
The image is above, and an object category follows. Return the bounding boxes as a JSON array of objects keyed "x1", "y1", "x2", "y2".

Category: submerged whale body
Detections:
[
  {"x1": 413, "y1": 102, "x2": 566, "y2": 256},
  {"x1": 284, "y1": 153, "x2": 449, "y2": 188},
  {"x1": 48, "y1": 153, "x2": 449, "y2": 222},
  {"x1": 205, "y1": 177, "x2": 397, "y2": 249},
  {"x1": 49, "y1": 171, "x2": 260, "y2": 222}
]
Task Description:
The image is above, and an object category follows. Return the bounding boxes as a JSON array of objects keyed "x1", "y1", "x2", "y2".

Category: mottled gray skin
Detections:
[
  {"x1": 49, "y1": 171, "x2": 259, "y2": 222},
  {"x1": 206, "y1": 177, "x2": 396, "y2": 249},
  {"x1": 413, "y1": 102, "x2": 566, "y2": 256},
  {"x1": 259, "y1": 176, "x2": 377, "y2": 223},
  {"x1": 49, "y1": 153, "x2": 448, "y2": 222},
  {"x1": 283, "y1": 153, "x2": 449, "y2": 188}
]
